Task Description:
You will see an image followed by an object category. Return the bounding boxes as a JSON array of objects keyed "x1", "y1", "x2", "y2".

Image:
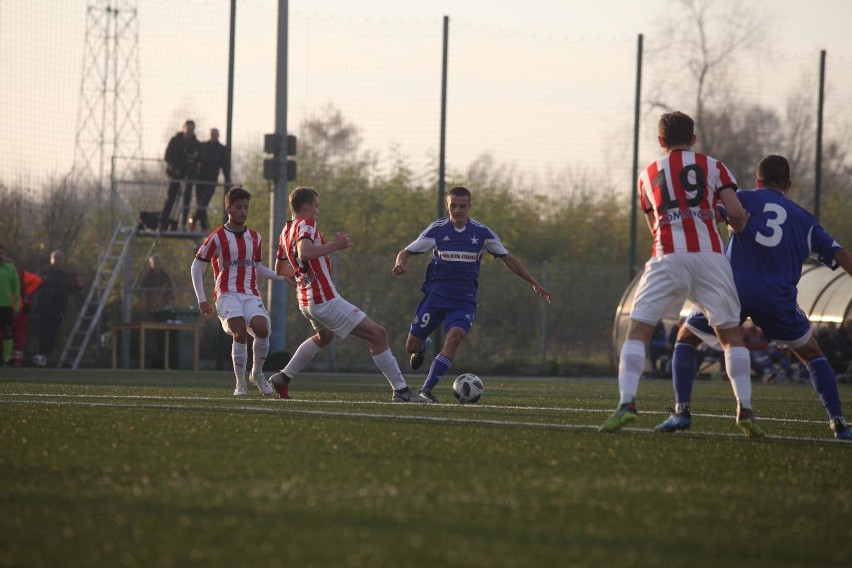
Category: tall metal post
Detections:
[
  {"x1": 216, "y1": 0, "x2": 239, "y2": 370},
  {"x1": 628, "y1": 34, "x2": 643, "y2": 282},
  {"x1": 438, "y1": 16, "x2": 449, "y2": 218},
  {"x1": 814, "y1": 50, "x2": 825, "y2": 221},
  {"x1": 269, "y1": 0, "x2": 290, "y2": 355},
  {"x1": 433, "y1": 15, "x2": 449, "y2": 358},
  {"x1": 224, "y1": 0, "x2": 236, "y2": 221}
]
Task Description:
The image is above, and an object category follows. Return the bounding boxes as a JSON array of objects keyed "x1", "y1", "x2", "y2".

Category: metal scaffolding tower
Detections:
[{"x1": 73, "y1": 0, "x2": 142, "y2": 192}]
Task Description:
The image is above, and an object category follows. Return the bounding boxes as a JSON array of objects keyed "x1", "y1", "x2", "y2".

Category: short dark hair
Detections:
[
  {"x1": 225, "y1": 186, "x2": 251, "y2": 208},
  {"x1": 658, "y1": 111, "x2": 694, "y2": 148},
  {"x1": 289, "y1": 186, "x2": 318, "y2": 214},
  {"x1": 448, "y1": 186, "x2": 472, "y2": 201},
  {"x1": 757, "y1": 155, "x2": 790, "y2": 188}
]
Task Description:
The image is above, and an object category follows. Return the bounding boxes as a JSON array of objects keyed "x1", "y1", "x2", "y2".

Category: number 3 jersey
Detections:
[
  {"x1": 638, "y1": 148, "x2": 737, "y2": 257},
  {"x1": 728, "y1": 187, "x2": 843, "y2": 314},
  {"x1": 404, "y1": 217, "x2": 509, "y2": 299}
]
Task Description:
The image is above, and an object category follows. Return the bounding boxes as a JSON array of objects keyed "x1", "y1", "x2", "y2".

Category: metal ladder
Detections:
[{"x1": 58, "y1": 223, "x2": 138, "y2": 369}]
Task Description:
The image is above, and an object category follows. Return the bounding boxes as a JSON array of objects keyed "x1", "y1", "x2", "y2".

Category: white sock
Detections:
[
  {"x1": 252, "y1": 336, "x2": 270, "y2": 377},
  {"x1": 618, "y1": 339, "x2": 646, "y2": 404},
  {"x1": 283, "y1": 337, "x2": 323, "y2": 378},
  {"x1": 232, "y1": 341, "x2": 248, "y2": 385},
  {"x1": 372, "y1": 348, "x2": 407, "y2": 390},
  {"x1": 725, "y1": 346, "x2": 752, "y2": 409}
]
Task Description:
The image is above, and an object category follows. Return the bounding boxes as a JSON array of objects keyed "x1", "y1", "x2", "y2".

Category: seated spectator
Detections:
[
  {"x1": 817, "y1": 322, "x2": 846, "y2": 375},
  {"x1": 647, "y1": 320, "x2": 671, "y2": 378},
  {"x1": 743, "y1": 321, "x2": 774, "y2": 381},
  {"x1": 836, "y1": 319, "x2": 852, "y2": 381},
  {"x1": 138, "y1": 255, "x2": 174, "y2": 321}
]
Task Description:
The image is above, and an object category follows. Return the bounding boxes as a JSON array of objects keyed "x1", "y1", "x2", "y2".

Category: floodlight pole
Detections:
[
  {"x1": 216, "y1": 0, "x2": 238, "y2": 370},
  {"x1": 628, "y1": 34, "x2": 643, "y2": 283},
  {"x1": 268, "y1": 0, "x2": 290, "y2": 355},
  {"x1": 438, "y1": 16, "x2": 448, "y2": 217},
  {"x1": 814, "y1": 50, "x2": 825, "y2": 221},
  {"x1": 434, "y1": 15, "x2": 449, "y2": 360}
]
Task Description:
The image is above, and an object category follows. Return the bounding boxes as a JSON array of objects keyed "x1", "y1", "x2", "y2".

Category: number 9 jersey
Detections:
[{"x1": 638, "y1": 148, "x2": 737, "y2": 257}]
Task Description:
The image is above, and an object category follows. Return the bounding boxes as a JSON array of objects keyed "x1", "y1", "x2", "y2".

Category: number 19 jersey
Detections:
[{"x1": 638, "y1": 149, "x2": 737, "y2": 257}]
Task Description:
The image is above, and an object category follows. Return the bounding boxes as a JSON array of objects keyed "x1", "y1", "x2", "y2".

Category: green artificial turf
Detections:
[{"x1": 1, "y1": 369, "x2": 849, "y2": 567}]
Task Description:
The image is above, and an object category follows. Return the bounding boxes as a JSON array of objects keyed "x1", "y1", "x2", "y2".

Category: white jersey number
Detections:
[{"x1": 755, "y1": 203, "x2": 787, "y2": 248}]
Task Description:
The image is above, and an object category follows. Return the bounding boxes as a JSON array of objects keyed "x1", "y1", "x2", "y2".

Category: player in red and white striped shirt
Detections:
[
  {"x1": 266, "y1": 186, "x2": 422, "y2": 403},
  {"x1": 601, "y1": 111, "x2": 764, "y2": 437},
  {"x1": 191, "y1": 187, "x2": 283, "y2": 396}
]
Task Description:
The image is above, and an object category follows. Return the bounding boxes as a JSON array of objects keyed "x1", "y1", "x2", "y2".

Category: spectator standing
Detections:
[
  {"x1": 10, "y1": 266, "x2": 42, "y2": 367},
  {"x1": 159, "y1": 119, "x2": 201, "y2": 231},
  {"x1": 138, "y1": 255, "x2": 174, "y2": 320},
  {"x1": 0, "y1": 244, "x2": 21, "y2": 366},
  {"x1": 33, "y1": 250, "x2": 83, "y2": 364},
  {"x1": 192, "y1": 127, "x2": 231, "y2": 232}
]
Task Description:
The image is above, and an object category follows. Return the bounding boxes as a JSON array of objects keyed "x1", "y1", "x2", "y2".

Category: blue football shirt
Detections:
[
  {"x1": 404, "y1": 217, "x2": 509, "y2": 299},
  {"x1": 728, "y1": 187, "x2": 843, "y2": 313}
]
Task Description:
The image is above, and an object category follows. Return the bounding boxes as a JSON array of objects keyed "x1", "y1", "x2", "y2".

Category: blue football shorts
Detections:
[
  {"x1": 408, "y1": 293, "x2": 478, "y2": 339},
  {"x1": 685, "y1": 305, "x2": 812, "y2": 350}
]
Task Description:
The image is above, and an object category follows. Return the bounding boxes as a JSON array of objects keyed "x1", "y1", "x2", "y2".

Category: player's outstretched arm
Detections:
[
  {"x1": 274, "y1": 257, "x2": 297, "y2": 288},
  {"x1": 297, "y1": 231, "x2": 353, "y2": 261},
  {"x1": 255, "y1": 262, "x2": 286, "y2": 281},
  {"x1": 718, "y1": 187, "x2": 749, "y2": 233},
  {"x1": 500, "y1": 254, "x2": 552, "y2": 304},
  {"x1": 835, "y1": 249, "x2": 852, "y2": 277},
  {"x1": 190, "y1": 257, "x2": 213, "y2": 314},
  {"x1": 392, "y1": 249, "x2": 412, "y2": 276}
]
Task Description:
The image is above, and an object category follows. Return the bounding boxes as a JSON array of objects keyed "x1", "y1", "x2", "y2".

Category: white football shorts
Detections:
[
  {"x1": 630, "y1": 251, "x2": 741, "y2": 329},
  {"x1": 215, "y1": 291, "x2": 271, "y2": 335},
  {"x1": 300, "y1": 295, "x2": 366, "y2": 338}
]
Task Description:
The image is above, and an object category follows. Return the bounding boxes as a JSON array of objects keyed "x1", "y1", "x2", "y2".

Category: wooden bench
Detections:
[{"x1": 112, "y1": 321, "x2": 199, "y2": 371}]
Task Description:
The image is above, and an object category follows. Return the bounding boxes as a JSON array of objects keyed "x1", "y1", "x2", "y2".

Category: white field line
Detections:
[
  {"x1": 0, "y1": 393, "x2": 845, "y2": 445},
  {"x1": 0, "y1": 391, "x2": 827, "y2": 424}
]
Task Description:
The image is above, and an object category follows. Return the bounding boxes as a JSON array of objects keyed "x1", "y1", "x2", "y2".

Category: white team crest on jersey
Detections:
[{"x1": 470, "y1": 235, "x2": 479, "y2": 244}]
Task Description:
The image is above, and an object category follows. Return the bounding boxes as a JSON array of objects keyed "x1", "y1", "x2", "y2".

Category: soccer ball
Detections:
[
  {"x1": 32, "y1": 354, "x2": 47, "y2": 368},
  {"x1": 453, "y1": 373, "x2": 484, "y2": 404}
]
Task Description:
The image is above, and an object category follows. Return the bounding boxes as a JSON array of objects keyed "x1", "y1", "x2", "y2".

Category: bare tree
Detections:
[
  {"x1": 41, "y1": 175, "x2": 89, "y2": 258},
  {"x1": 646, "y1": 0, "x2": 768, "y2": 148},
  {"x1": 299, "y1": 104, "x2": 366, "y2": 182}
]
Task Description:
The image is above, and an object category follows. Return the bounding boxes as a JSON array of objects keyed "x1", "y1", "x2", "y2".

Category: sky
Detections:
[
  {"x1": 2, "y1": 0, "x2": 852, "y2": 194},
  {"x1": 299, "y1": 0, "x2": 852, "y2": 54}
]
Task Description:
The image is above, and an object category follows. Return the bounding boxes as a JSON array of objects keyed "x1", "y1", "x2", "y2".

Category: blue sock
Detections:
[
  {"x1": 672, "y1": 342, "x2": 697, "y2": 407},
  {"x1": 808, "y1": 356, "x2": 843, "y2": 418},
  {"x1": 422, "y1": 354, "x2": 452, "y2": 392}
]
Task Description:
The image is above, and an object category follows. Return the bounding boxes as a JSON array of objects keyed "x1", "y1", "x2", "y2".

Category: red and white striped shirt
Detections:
[
  {"x1": 277, "y1": 218, "x2": 338, "y2": 307},
  {"x1": 195, "y1": 225, "x2": 263, "y2": 301},
  {"x1": 638, "y1": 149, "x2": 737, "y2": 257}
]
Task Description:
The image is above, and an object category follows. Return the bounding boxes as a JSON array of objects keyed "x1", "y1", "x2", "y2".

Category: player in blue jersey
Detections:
[
  {"x1": 656, "y1": 155, "x2": 852, "y2": 440},
  {"x1": 392, "y1": 186, "x2": 552, "y2": 403}
]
